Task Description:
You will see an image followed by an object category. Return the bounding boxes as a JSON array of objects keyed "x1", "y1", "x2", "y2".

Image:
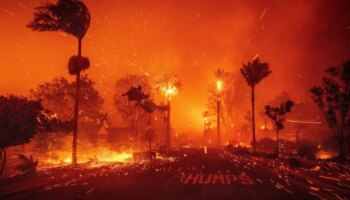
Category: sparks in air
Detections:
[{"x1": 0, "y1": 0, "x2": 349, "y2": 199}]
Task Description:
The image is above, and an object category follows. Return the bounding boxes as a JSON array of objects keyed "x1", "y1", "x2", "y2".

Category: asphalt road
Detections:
[{"x1": 0, "y1": 148, "x2": 349, "y2": 200}]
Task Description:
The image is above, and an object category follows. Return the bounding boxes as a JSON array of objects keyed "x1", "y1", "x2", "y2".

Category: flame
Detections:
[
  {"x1": 64, "y1": 158, "x2": 72, "y2": 164},
  {"x1": 216, "y1": 80, "x2": 222, "y2": 92},
  {"x1": 316, "y1": 151, "x2": 333, "y2": 160},
  {"x1": 95, "y1": 151, "x2": 132, "y2": 163},
  {"x1": 40, "y1": 148, "x2": 133, "y2": 168},
  {"x1": 161, "y1": 84, "x2": 178, "y2": 100},
  {"x1": 235, "y1": 142, "x2": 251, "y2": 148}
]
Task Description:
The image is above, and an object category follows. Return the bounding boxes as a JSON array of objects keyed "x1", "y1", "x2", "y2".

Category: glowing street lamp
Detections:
[
  {"x1": 216, "y1": 80, "x2": 222, "y2": 146},
  {"x1": 217, "y1": 80, "x2": 222, "y2": 92}
]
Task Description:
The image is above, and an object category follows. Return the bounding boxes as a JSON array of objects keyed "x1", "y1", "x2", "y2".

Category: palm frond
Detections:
[
  {"x1": 240, "y1": 58, "x2": 271, "y2": 87},
  {"x1": 28, "y1": 0, "x2": 91, "y2": 39}
]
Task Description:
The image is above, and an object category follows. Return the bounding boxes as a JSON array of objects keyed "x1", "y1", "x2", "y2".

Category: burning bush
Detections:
[{"x1": 287, "y1": 157, "x2": 302, "y2": 168}]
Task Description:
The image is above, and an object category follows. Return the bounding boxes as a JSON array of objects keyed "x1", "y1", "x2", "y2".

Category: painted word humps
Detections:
[{"x1": 182, "y1": 173, "x2": 254, "y2": 185}]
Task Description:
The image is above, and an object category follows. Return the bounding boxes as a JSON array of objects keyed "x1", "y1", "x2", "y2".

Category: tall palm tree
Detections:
[
  {"x1": 28, "y1": 0, "x2": 91, "y2": 164},
  {"x1": 240, "y1": 58, "x2": 271, "y2": 153},
  {"x1": 155, "y1": 73, "x2": 182, "y2": 147}
]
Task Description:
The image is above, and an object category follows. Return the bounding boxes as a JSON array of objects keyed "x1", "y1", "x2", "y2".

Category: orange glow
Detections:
[
  {"x1": 236, "y1": 142, "x2": 251, "y2": 148},
  {"x1": 0, "y1": 0, "x2": 349, "y2": 134},
  {"x1": 316, "y1": 151, "x2": 334, "y2": 160},
  {"x1": 40, "y1": 146, "x2": 133, "y2": 167},
  {"x1": 162, "y1": 84, "x2": 178, "y2": 100},
  {"x1": 216, "y1": 80, "x2": 222, "y2": 92},
  {"x1": 64, "y1": 158, "x2": 72, "y2": 164}
]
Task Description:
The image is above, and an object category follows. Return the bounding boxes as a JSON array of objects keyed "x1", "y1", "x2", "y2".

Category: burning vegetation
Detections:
[{"x1": 0, "y1": 0, "x2": 349, "y2": 199}]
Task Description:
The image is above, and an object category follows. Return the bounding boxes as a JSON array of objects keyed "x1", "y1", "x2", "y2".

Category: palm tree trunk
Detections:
[
  {"x1": 276, "y1": 130, "x2": 279, "y2": 155},
  {"x1": 72, "y1": 38, "x2": 82, "y2": 165},
  {"x1": 340, "y1": 96, "x2": 347, "y2": 163},
  {"x1": 251, "y1": 86, "x2": 256, "y2": 153},
  {"x1": 166, "y1": 100, "x2": 171, "y2": 147},
  {"x1": 339, "y1": 137, "x2": 345, "y2": 163},
  {"x1": 0, "y1": 148, "x2": 6, "y2": 176}
]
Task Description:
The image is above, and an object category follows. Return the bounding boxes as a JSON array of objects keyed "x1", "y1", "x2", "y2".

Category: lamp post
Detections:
[
  {"x1": 216, "y1": 80, "x2": 222, "y2": 147},
  {"x1": 202, "y1": 111, "x2": 209, "y2": 140}
]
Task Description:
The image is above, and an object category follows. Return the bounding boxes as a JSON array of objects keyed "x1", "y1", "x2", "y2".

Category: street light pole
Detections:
[
  {"x1": 217, "y1": 93, "x2": 221, "y2": 146},
  {"x1": 216, "y1": 80, "x2": 222, "y2": 147}
]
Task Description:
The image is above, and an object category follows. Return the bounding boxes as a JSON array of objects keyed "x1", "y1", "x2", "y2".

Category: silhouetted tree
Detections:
[
  {"x1": 122, "y1": 85, "x2": 156, "y2": 145},
  {"x1": 28, "y1": 0, "x2": 91, "y2": 164},
  {"x1": 114, "y1": 74, "x2": 152, "y2": 137},
  {"x1": 262, "y1": 92, "x2": 292, "y2": 132},
  {"x1": 265, "y1": 100, "x2": 294, "y2": 155},
  {"x1": 30, "y1": 76, "x2": 106, "y2": 153},
  {"x1": 241, "y1": 58, "x2": 271, "y2": 153},
  {"x1": 0, "y1": 95, "x2": 49, "y2": 176},
  {"x1": 310, "y1": 60, "x2": 350, "y2": 162}
]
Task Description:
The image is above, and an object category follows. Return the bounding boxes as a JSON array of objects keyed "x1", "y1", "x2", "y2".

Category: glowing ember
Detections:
[
  {"x1": 64, "y1": 158, "x2": 72, "y2": 164},
  {"x1": 236, "y1": 142, "x2": 250, "y2": 148},
  {"x1": 96, "y1": 152, "x2": 133, "y2": 163},
  {"x1": 316, "y1": 151, "x2": 333, "y2": 160},
  {"x1": 40, "y1": 148, "x2": 133, "y2": 167}
]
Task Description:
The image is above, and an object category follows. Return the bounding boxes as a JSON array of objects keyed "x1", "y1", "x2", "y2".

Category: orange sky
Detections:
[{"x1": 0, "y1": 0, "x2": 349, "y2": 132}]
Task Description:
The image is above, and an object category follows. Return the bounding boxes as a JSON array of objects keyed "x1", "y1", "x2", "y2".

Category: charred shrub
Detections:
[
  {"x1": 226, "y1": 144, "x2": 250, "y2": 155},
  {"x1": 297, "y1": 145, "x2": 317, "y2": 160},
  {"x1": 256, "y1": 138, "x2": 275, "y2": 153},
  {"x1": 16, "y1": 154, "x2": 38, "y2": 175},
  {"x1": 288, "y1": 157, "x2": 302, "y2": 167}
]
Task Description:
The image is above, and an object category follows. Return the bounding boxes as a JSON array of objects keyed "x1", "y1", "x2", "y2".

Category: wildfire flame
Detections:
[
  {"x1": 162, "y1": 84, "x2": 178, "y2": 100},
  {"x1": 316, "y1": 151, "x2": 333, "y2": 160},
  {"x1": 41, "y1": 148, "x2": 133, "y2": 168}
]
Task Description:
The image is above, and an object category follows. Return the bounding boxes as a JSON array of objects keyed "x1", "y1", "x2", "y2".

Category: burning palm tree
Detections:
[
  {"x1": 28, "y1": 0, "x2": 91, "y2": 164},
  {"x1": 240, "y1": 58, "x2": 271, "y2": 153},
  {"x1": 155, "y1": 73, "x2": 182, "y2": 147}
]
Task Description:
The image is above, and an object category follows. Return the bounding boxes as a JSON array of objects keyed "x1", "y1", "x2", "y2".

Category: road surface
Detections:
[{"x1": 0, "y1": 148, "x2": 349, "y2": 200}]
